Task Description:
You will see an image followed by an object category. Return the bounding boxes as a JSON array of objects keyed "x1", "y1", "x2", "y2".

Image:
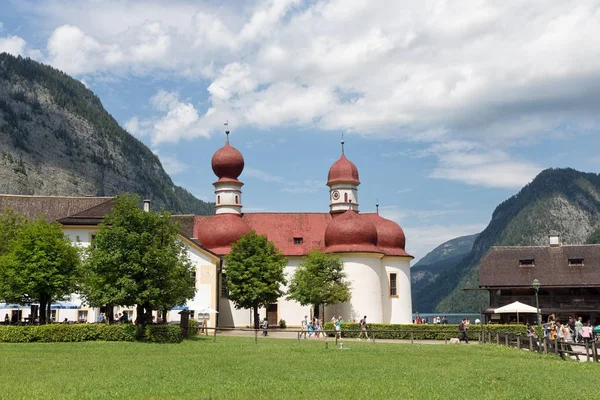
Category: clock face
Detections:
[{"x1": 332, "y1": 190, "x2": 340, "y2": 200}]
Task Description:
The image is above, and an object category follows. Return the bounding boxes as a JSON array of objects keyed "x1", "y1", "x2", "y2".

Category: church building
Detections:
[{"x1": 194, "y1": 131, "x2": 414, "y2": 327}]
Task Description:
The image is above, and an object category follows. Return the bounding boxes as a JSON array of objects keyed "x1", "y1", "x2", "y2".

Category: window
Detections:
[
  {"x1": 293, "y1": 237, "x2": 303, "y2": 245},
  {"x1": 344, "y1": 192, "x2": 348, "y2": 202},
  {"x1": 389, "y1": 273, "x2": 397, "y2": 297},
  {"x1": 569, "y1": 258, "x2": 584, "y2": 267},
  {"x1": 519, "y1": 259, "x2": 535, "y2": 267},
  {"x1": 217, "y1": 195, "x2": 220, "y2": 204},
  {"x1": 191, "y1": 270, "x2": 197, "y2": 287},
  {"x1": 77, "y1": 310, "x2": 88, "y2": 323},
  {"x1": 235, "y1": 195, "x2": 238, "y2": 204},
  {"x1": 50, "y1": 310, "x2": 57, "y2": 322},
  {"x1": 221, "y1": 274, "x2": 229, "y2": 298}
]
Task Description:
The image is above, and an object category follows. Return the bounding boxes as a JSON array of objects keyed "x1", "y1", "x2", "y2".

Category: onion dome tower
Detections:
[
  {"x1": 211, "y1": 127, "x2": 244, "y2": 215},
  {"x1": 324, "y1": 210, "x2": 379, "y2": 253},
  {"x1": 327, "y1": 136, "x2": 360, "y2": 214}
]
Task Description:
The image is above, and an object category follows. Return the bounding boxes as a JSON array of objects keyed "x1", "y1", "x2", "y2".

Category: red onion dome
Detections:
[
  {"x1": 372, "y1": 214, "x2": 410, "y2": 256},
  {"x1": 324, "y1": 210, "x2": 379, "y2": 253},
  {"x1": 196, "y1": 214, "x2": 250, "y2": 251},
  {"x1": 211, "y1": 142, "x2": 245, "y2": 180},
  {"x1": 327, "y1": 153, "x2": 360, "y2": 186}
]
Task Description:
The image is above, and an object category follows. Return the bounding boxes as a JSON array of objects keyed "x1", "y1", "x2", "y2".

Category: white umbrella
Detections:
[{"x1": 494, "y1": 301, "x2": 538, "y2": 324}]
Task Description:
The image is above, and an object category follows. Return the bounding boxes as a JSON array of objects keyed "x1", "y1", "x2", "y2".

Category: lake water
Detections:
[{"x1": 412, "y1": 313, "x2": 480, "y2": 324}]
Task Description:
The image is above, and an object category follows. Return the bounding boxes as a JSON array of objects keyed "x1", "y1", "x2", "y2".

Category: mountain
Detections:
[
  {"x1": 420, "y1": 168, "x2": 600, "y2": 313},
  {"x1": 411, "y1": 234, "x2": 478, "y2": 312},
  {"x1": 413, "y1": 234, "x2": 479, "y2": 268},
  {"x1": 0, "y1": 53, "x2": 214, "y2": 215}
]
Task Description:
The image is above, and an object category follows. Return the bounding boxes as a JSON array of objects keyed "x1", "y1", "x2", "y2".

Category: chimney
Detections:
[
  {"x1": 143, "y1": 199, "x2": 150, "y2": 213},
  {"x1": 549, "y1": 234, "x2": 560, "y2": 247}
]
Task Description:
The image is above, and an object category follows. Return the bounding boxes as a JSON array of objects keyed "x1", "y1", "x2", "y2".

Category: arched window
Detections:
[
  {"x1": 235, "y1": 195, "x2": 239, "y2": 204},
  {"x1": 217, "y1": 195, "x2": 220, "y2": 204},
  {"x1": 344, "y1": 192, "x2": 348, "y2": 203}
]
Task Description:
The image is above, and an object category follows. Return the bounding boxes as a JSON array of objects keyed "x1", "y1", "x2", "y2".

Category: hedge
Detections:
[
  {"x1": 322, "y1": 323, "x2": 529, "y2": 340},
  {"x1": 143, "y1": 325, "x2": 183, "y2": 343},
  {"x1": 0, "y1": 324, "x2": 182, "y2": 343}
]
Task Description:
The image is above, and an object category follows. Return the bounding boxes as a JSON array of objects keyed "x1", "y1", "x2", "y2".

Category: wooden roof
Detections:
[
  {"x1": 0, "y1": 194, "x2": 113, "y2": 222},
  {"x1": 479, "y1": 244, "x2": 600, "y2": 288}
]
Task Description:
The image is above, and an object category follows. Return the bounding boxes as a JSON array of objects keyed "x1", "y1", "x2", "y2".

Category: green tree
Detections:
[
  {"x1": 0, "y1": 216, "x2": 81, "y2": 324},
  {"x1": 287, "y1": 249, "x2": 351, "y2": 319},
  {"x1": 224, "y1": 231, "x2": 287, "y2": 329},
  {"x1": 0, "y1": 207, "x2": 27, "y2": 255},
  {"x1": 81, "y1": 194, "x2": 195, "y2": 327},
  {"x1": 586, "y1": 228, "x2": 600, "y2": 244}
]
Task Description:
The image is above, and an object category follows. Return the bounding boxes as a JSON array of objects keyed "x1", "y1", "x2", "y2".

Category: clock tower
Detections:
[{"x1": 327, "y1": 139, "x2": 360, "y2": 214}]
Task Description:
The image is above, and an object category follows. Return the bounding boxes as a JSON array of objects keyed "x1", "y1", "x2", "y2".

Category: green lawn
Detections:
[{"x1": 0, "y1": 336, "x2": 598, "y2": 399}]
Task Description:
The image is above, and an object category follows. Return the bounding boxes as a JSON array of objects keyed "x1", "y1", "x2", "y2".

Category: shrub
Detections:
[
  {"x1": 188, "y1": 319, "x2": 199, "y2": 336},
  {"x1": 143, "y1": 325, "x2": 183, "y2": 343},
  {"x1": 322, "y1": 323, "x2": 528, "y2": 340},
  {"x1": 0, "y1": 324, "x2": 139, "y2": 343},
  {"x1": 279, "y1": 319, "x2": 286, "y2": 329}
]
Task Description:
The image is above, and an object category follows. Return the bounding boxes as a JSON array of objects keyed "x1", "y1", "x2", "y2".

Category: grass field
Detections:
[{"x1": 0, "y1": 336, "x2": 598, "y2": 399}]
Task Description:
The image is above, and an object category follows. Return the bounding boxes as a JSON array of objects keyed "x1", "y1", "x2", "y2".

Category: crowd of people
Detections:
[
  {"x1": 527, "y1": 314, "x2": 600, "y2": 343},
  {"x1": 413, "y1": 313, "x2": 448, "y2": 324}
]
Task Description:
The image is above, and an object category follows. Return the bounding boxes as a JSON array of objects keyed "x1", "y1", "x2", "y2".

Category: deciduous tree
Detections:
[
  {"x1": 224, "y1": 231, "x2": 287, "y2": 329},
  {"x1": 287, "y1": 249, "x2": 351, "y2": 319},
  {"x1": 0, "y1": 215, "x2": 81, "y2": 324},
  {"x1": 81, "y1": 194, "x2": 195, "y2": 328}
]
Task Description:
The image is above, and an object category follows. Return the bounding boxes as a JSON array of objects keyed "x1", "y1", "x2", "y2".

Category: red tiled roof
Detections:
[{"x1": 193, "y1": 212, "x2": 413, "y2": 258}]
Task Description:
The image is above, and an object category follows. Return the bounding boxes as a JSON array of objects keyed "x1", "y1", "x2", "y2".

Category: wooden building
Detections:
[{"x1": 479, "y1": 235, "x2": 600, "y2": 324}]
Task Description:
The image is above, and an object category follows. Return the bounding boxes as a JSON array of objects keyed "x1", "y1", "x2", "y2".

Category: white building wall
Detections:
[
  {"x1": 333, "y1": 255, "x2": 384, "y2": 323},
  {"x1": 329, "y1": 183, "x2": 359, "y2": 213},
  {"x1": 214, "y1": 181, "x2": 243, "y2": 215},
  {"x1": 382, "y1": 257, "x2": 412, "y2": 324}
]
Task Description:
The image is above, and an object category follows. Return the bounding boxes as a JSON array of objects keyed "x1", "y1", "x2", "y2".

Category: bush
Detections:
[
  {"x1": 143, "y1": 325, "x2": 183, "y2": 343},
  {"x1": 0, "y1": 324, "x2": 141, "y2": 343},
  {"x1": 279, "y1": 319, "x2": 286, "y2": 329},
  {"x1": 322, "y1": 323, "x2": 528, "y2": 340},
  {"x1": 188, "y1": 319, "x2": 199, "y2": 336}
]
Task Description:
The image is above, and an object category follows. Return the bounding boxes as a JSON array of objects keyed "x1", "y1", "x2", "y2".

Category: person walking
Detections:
[
  {"x1": 261, "y1": 317, "x2": 269, "y2": 336},
  {"x1": 300, "y1": 315, "x2": 308, "y2": 339},
  {"x1": 358, "y1": 315, "x2": 369, "y2": 341},
  {"x1": 459, "y1": 318, "x2": 469, "y2": 344}
]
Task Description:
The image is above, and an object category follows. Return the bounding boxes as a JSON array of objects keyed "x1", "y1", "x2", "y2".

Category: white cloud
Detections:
[
  {"x1": 244, "y1": 167, "x2": 283, "y2": 183},
  {"x1": 397, "y1": 188, "x2": 413, "y2": 194},
  {"x1": 127, "y1": 90, "x2": 205, "y2": 144},
  {"x1": 15, "y1": 0, "x2": 600, "y2": 186},
  {"x1": 426, "y1": 140, "x2": 542, "y2": 188},
  {"x1": 0, "y1": 35, "x2": 26, "y2": 56}
]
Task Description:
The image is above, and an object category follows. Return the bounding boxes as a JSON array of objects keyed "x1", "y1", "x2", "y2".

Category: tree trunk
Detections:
[
  {"x1": 39, "y1": 297, "x2": 47, "y2": 324},
  {"x1": 136, "y1": 304, "x2": 145, "y2": 326},
  {"x1": 47, "y1": 302, "x2": 51, "y2": 324},
  {"x1": 253, "y1": 306, "x2": 259, "y2": 329},
  {"x1": 106, "y1": 304, "x2": 114, "y2": 325},
  {"x1": 162, "y1": 308, "x2": 168, "y2": 324},
  {"x1": 314, "y1": 303, "x2": 321, "y2": 320}
]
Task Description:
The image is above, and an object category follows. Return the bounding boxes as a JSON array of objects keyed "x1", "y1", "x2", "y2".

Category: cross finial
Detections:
[
  {"x1": 224, "y1": 121, "x2": 230, "y2": 143},
  {"x1": 341, "y1": 133, "x2": 345, "y2": 154},
  {"x1": 376, "y1": 199, "x2": 379, "y2": 215}
]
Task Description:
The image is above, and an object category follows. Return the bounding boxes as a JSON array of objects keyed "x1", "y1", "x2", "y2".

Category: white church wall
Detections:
[
  {"x1": 382, "y1": 257, "x2": 412, "y2": 324},
  {"x1": 336, "y1": 254, "x2": 384, "y2": 323}
]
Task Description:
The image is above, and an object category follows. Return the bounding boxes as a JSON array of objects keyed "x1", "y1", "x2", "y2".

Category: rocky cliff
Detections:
[
  {"x1": 417, "y1": 168, "x2": 600, "y2": 312},
  {"x1": 0, "y1": 53, "x2": 213, "y2": 215}
]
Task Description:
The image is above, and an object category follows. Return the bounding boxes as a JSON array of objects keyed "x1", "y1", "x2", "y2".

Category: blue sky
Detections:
[{"x1": 1, "y1": 0, "x2": 600, "y2": 261}]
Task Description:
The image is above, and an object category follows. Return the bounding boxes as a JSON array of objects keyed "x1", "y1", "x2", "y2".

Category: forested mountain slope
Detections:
[
  {"x1": 419, "y1": 168, "x2": 600, "y2": 312},
  {"x1": 0, "y1": 53, "x2": 214, "y2": 215}
]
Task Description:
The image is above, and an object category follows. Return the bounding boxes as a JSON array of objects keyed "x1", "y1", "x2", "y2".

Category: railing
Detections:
[{"x1": 479, "y1": 331, "x2": 599, "y2": 362}]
